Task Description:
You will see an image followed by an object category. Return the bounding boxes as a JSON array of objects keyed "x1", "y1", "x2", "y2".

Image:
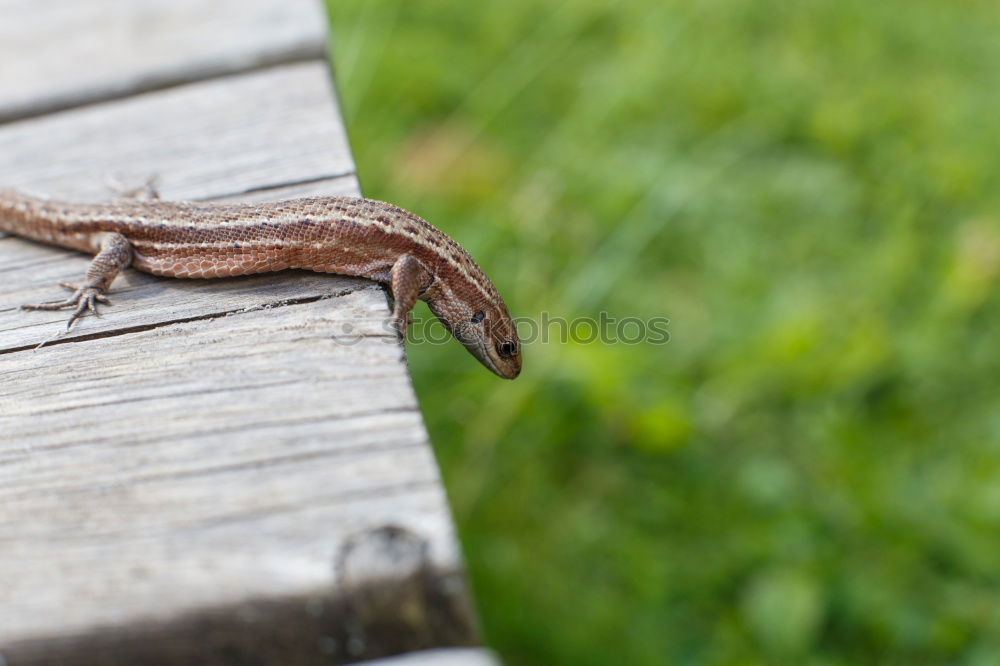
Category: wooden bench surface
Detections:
[{"x1": 0, "y1": 0, "x2": 486, "y2": 663}]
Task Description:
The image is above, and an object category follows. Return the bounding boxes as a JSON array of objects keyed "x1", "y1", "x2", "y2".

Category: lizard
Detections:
[{"x1": 0, "y1": 190, "x2": 522, "y2": 379}]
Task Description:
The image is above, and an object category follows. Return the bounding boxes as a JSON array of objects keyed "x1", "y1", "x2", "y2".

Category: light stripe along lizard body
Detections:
[{"x1": 0, "y1": 190, "x2": 521, "y2": 378}]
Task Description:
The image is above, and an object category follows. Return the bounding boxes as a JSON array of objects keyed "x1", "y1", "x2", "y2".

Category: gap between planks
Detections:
[
  {"x1": 0, "y1": 288, "x2": 370, "y2": 357},
  {"x1": 0, "y1": 52, "x2": 328, "y2": 126}
]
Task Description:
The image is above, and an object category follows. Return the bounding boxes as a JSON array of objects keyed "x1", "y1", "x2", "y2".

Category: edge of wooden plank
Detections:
[
  {"x1": 1, "y1": 527, "x2": 479, "y2": 665},
  {"x1": 0, "y1": 282, "x2": 477, "y2": 653},
  {"x1": 0, "y1": 0, "x2": 329, "y2": 123},
  {"x1": 0, "y1": 1, "x2": 483, "y2": 659}
]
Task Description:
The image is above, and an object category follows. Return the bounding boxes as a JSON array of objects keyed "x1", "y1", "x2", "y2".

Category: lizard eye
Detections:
[
  {"x1": 471, "y1": 311, "x2": 485, "y2": 324},
  {"x1": 497, "y1": 340, "x2": 518, "y2": 358}
]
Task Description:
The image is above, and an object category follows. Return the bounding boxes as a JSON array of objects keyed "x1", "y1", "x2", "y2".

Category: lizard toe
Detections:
[{"x1": 22, "y1": 285, "x2": 112, "y2": 331}]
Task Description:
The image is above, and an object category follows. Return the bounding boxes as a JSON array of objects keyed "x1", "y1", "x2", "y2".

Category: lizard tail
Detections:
[
  {"x1": 0, "y1": 189, "x2": 29, "y2": 236},
  {"x1": 0, "y1": 190, "x2": 54, "y2": 240},
  {"x1": 0, "y1": 189, "x2": 19, "y2": 234}
]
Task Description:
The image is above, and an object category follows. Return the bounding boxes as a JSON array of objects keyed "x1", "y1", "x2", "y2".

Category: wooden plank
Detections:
[
  {"x1": 0, "y1": 62, "x2": 356, "y2": 203},
  {"x1": 0, "y1": 62, "x2": 362, "y2": 352},
  {"x1": 0, "y1": 0, "x2": 327, "y2": 122},
  {"x1": 0, "y1": 1, "x2": 480, "y2": 662},
  {"x1": 0, "y1": 298, "x2": 458, "y2": 639}
]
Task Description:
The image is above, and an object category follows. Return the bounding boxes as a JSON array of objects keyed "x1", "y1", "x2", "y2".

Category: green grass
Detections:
[{"x1": 323, "y1": 1, "x2": 1000, "y2": 664}]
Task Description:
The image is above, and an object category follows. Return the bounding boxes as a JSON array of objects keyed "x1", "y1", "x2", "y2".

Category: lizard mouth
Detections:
[
  {"x1": 467, "y1": 339, "x2": 503, "y2": 377},
  {"x1": 467, "y1": 339, "x2": 520, "y2": 380}
]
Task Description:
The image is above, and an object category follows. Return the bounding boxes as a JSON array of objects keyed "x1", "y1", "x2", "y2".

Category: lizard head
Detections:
[{"x1": 426, "y1": 289, "x2": 522, "y2": 380}]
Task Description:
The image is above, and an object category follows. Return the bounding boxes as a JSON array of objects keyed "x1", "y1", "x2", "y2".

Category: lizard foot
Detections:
[{"x1": 21, "y1": 281, "x2": 112, "y2": 331}]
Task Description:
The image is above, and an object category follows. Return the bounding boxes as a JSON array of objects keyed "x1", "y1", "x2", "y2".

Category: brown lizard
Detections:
[{"x1": 0, "y1": 190, "x2": 521, "y2": 379}]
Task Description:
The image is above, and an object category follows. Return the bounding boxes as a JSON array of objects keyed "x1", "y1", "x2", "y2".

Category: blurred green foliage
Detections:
[{"x1": 323, "y1": 1, "x2": 1000, "y2": 664}]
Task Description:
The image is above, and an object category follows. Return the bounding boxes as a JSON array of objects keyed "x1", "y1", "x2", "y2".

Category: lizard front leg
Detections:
[
  {"x1": 22, "y1": 232, "x2": 134, "y2": 331},
  {"x1": 389, "y1": 254, "x2": 433, "y2": 339}
]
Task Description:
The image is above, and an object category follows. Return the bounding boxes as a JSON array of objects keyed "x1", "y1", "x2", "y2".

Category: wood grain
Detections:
[
  {"x1": 0, "y1": 0, "x2": 479, "y2": 661},
  {"x1": 0, "y1": 297, "x2": 459, "y2": 642},
  {"x1": 0, "y1": 0, "x2": 327, "y2": 122},
  {"x1": 0, "y1": 62, "x2": 356, "y2": 203},
  {"x1": 0, "y1": 61, "x2": 364, "y2": 352}
]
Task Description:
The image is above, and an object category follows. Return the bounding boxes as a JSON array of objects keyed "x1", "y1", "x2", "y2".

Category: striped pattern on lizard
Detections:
[{"x1": 0, "y1": 190, "x2": 521, "y2": 379}]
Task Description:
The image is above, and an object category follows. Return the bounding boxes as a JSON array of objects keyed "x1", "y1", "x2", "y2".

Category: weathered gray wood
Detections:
[
  {"x1": 0, "y1": 61, "x2": 360, "y2": 351},
  {"x1": 0, "y1": 60, "x2": 362, "y2": 349},
  {"x1": 0, "y1": 62, "x2": 357, "y2": 203},
  {"x1": 0, "y1": 297, "x2": 458, "y2": 638},
  {"x1": 0, "y1": 0, "x2": 327, "y2": 122},
  {"x1": 0, "y1": 0, "x2": 480, "y2": 662}
]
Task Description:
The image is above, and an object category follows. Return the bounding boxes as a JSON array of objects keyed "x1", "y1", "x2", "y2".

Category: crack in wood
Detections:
[
  {"x1": 0, "y1": 287, "x2": 386, "y2": 356},
  {"x1": 230, "y1": 171, "x2": 359, "y2": 198}
]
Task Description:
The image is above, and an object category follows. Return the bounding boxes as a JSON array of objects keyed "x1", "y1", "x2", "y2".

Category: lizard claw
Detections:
[
  {"x1": 58, "y1": 281, "x2": 112, "y2": 305},
  {"x1": 22, "y1": 284, "x2": 112, "y2": 331}
]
